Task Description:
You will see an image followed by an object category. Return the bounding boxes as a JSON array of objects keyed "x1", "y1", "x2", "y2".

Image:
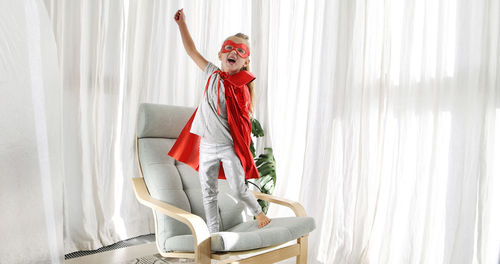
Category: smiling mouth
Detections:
[{"x1": 227, "y1": 57, "x2": 237, "y2": 65}]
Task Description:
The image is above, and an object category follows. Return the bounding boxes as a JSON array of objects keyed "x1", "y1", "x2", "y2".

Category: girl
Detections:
[{"x1": 169, "y1": 8, "x2": 271, "y2": 233}]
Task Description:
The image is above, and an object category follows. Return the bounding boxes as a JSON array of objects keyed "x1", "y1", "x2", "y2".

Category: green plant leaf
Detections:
[
  {"x1": 255, "y1": 155, "x2": 274, "y2": 167},
  {"x1": 250, "y1": 140, "x2": 256, "y2": 158},
  {"x1": 258, "y1": 199, "x2": 269, "y2": 214},
  {"x1": 258, "y1": 162, "x2": 275, "y2": 170},
  {"x1": 263, "y1": 147, "x2": 274, "y2": 155},
  {"x1": 259, "y1": 167, "x2": 274, "y2": 177},
  {"x1": 259, "y1": 175, "x2": 273, "y2": 186},
  {"x1": 251, "y1": 118, "x2": 265, "y2": 138},
  {"x1": 248, "y1": 119, "x2": 277, "y2": 214},
  {"x1": 263, "y1": 179, "x2": 274, "y2": 190}
]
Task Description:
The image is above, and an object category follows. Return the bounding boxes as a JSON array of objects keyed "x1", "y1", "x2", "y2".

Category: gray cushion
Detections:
[
  {"x1": 163, "y1": 217, "x2": 316, "y2": 252},
  {"x1": 139, "y1": 138, "x2": 192, "y2": 246},
  {"x1": 137, "y1": 103, "x2": 195, "y2": 139}
]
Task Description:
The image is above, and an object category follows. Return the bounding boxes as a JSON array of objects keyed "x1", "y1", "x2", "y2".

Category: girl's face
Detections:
[{"x1": 218, "y1": 36, "x2": 250, "y2": 75}]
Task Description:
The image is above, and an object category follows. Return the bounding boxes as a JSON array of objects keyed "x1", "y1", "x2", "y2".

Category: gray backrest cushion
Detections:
[
  {"x1": 136, "y1": 103, "x2": 247, "y2": 252},
  {"x1": 137, "y1": 103, "x2": 193, "y2": 139},
  {"x1": 139, "y1": 138, "x2": 192, "y2": 243}
]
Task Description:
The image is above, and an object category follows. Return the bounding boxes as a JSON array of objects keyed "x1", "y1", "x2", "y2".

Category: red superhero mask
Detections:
[{"x1": 220, "y1": 40, "x2": 250, "y2": 58}]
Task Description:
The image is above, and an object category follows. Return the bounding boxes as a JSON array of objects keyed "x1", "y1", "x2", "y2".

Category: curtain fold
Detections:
[
  {"x1": 0, "y1": 0, "x2": 64, "y2": 263},
  {"x1": 6, "y1": 0, "x2": 496, "y2": 263},
  {"x1": 261, "y1": 0, "x2": 499, "y2": 263},
  {"x1": 43, "y1": 0, "x2": 255, "y2": 254}
]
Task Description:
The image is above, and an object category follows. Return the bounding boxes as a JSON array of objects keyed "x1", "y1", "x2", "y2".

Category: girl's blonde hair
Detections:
[{"x1": 231, "y1": 33, "x2": 255, "y2": 113}]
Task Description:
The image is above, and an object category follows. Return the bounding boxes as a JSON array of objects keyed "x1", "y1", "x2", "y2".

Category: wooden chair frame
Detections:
[{"x1": 134, "y1": 136, "x2": 310, "y2": 264}]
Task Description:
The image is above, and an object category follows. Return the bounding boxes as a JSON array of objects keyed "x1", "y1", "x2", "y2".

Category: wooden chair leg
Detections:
[
  {"x1": 195, "y1": 238, "x2": 211, "y2": 264},
  {"x1": 297, "y1": 236, "x2": 308, "y2": 264}
]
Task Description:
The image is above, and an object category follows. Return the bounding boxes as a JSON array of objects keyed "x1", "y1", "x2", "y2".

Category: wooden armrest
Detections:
[
  {"x1": 252, "y1": 191, "x2": 307, "y2": 217},
  {"x1": 131, "y1": 177, "x2": 210, "y2": 248}
]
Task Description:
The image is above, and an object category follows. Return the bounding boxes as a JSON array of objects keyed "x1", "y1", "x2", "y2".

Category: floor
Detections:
[
  {"x1": 64, "y1": 237, "x2": 297, "y2": 264},
  {"x1": 65, "y1": 234, "x2": 156, "y2": 260},
  {"x1": 65, "y1": 242, "x2": 159, "y2": 264}
]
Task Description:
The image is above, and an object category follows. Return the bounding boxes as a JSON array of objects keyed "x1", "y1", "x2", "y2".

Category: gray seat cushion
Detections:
[{"x1": 163, "y1": 216, "x2": 316, "y2": 252}]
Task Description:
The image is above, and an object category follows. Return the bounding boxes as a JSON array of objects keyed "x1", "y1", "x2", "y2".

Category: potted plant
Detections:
[{"x1": 247, "y1": 118, "x2": 276, "y2": 214}]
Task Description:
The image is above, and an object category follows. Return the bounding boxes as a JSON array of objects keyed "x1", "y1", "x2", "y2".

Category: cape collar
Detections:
[
  {"x1": 217, "y1": 70, "x2": 255, "y2": 87},
  {"x1": 205, "y1": 69, "x2": 255, "y2": 115}
]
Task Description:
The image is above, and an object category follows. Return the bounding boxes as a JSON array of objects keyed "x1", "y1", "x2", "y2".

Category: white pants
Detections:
[{"x1": 199, "y1": 139, "x2": 262, "y2": 233}]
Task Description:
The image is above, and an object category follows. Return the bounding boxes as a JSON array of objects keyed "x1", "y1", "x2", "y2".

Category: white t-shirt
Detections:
[{"x1": 190, "y1": 62, "x2": 233, "y2": 144}]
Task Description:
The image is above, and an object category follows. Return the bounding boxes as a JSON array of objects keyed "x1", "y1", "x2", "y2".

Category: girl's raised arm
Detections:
[{"x1": 174, "y1": 9, "x2": 208, "y2": 71}]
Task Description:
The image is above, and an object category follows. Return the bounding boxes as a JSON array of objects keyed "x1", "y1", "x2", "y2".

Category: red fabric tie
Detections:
[{"x1": 204, "y1": 70, "x2": 229, "y2": 115}]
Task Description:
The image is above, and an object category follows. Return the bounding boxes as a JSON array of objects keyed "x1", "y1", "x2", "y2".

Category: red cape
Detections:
[{"x1": 168, "y1": 70, "x2": 259, "y2": 180}]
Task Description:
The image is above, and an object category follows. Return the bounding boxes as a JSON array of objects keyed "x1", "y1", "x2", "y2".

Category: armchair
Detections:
[{"x1": 132, "y1": 103, "x2": 315, "y2": 263}]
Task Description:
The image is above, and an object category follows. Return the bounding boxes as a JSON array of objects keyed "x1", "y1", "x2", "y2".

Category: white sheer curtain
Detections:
[
  {"x1": 4, "y1": 0, "x2": 497, "y2": 263},
  {"x1": 43, "y1": 0, "x2": 255, "y2": 254},
  {"x1": 259, "y1": 0, "x2": 500, "y2": 263},
  {"x1": 0, "y1": 0, "x2": 63, "y2": 263}
]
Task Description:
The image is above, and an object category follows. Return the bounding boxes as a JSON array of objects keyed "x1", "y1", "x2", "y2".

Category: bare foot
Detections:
[{"x1": 256, "y1": 212, "x2": 271, "y2": 228}]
